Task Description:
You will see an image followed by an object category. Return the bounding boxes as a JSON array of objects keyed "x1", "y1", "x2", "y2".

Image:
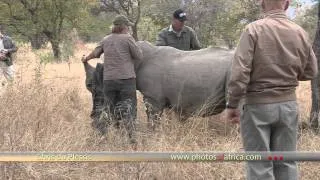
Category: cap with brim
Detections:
[
  {"x1": 173, "y1": 9, "x2": 187, "y2": 22},
  {"x1": 113, "y1": 15, "x2": 134, "y2": 26}
]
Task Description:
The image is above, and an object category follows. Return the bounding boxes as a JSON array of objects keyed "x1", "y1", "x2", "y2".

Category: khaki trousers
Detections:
[
  {"x1": 240, "y1": 101, "x2": 298, "y2": 180},
  {"x1": 0, "y1": 61, "x2": 14, "y2": 94},
  {"x1": 0, "y1": 61, "x2": 14, "y2": 81}
]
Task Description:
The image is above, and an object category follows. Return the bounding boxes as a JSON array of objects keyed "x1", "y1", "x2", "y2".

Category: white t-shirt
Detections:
[
  {"x1": 168, "y1": 24, "x2": 182, "y2": 37},
  {"x1": 0, "y1": 38, "x2": 4, "y2": 50}
]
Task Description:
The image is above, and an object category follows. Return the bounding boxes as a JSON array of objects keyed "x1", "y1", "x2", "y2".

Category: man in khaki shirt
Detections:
[
  {"x1": 226, "y1": 0, "x2": 317, "y2": 179},
  {"x1": 82, "y1": 15, "x2": 143, "y2": 144}
]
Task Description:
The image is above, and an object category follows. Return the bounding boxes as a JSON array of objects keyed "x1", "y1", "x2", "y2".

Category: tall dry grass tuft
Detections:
[{"x1": 0, "y1": 44, "x2": 319, "y2": 179}]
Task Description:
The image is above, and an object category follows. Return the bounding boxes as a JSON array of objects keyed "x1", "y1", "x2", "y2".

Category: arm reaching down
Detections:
[
  {"x1": 298, "y1": 44, "x2": 318, "y2": 81},
  {"x1": 227, "y1": 26, "x2": 255, "y2": 108}
]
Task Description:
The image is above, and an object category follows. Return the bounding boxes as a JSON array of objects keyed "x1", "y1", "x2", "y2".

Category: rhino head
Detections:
[
  {"x1": 83, "y1": 62, "x2": 105, "y2": 122},
  {"x1": 83, "y1": 62, "x2": 95, "y2": 93}
]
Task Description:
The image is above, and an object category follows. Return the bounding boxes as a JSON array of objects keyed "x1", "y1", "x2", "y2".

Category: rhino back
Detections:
[
  {"x1": 137, "y1": 46, "x2": 233, "y2": 115},
  {"x1": 165, "y1": 50, "x2": 232, "y2": 114}
]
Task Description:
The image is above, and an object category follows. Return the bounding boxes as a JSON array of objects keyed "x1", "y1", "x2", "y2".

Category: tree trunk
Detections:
[
  {"x1": 227, "y1": 40, "x2": 234, "y2": 50},
  {"x1": 310, "y1": 77, "x2": 319, "y2": 129},
  {"x1": 132, "y1": 25, "x2": 138, "y2": 41},
  {"x1": 310, "y1": 1, "x2": 320, "y2": 131},
  {"x1": 223, "y1": 38, "x2": 234, "y2": 50},
  {"x1": 49, "y1": 39, "x2": 61, "y2": 61},
  {"x1": 29, "y1": 33, "x2": 47, "y2": 49}
]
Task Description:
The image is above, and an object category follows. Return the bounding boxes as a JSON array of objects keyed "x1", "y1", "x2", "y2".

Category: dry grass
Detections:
[{"x1": 0, "y1": 44, "x2": 320, "y2": 180}]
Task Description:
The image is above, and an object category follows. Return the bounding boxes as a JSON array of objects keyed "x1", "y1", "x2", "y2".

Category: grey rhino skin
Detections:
[{"x1": 83, "y1": 41, "x2": 233, "y2": 130}]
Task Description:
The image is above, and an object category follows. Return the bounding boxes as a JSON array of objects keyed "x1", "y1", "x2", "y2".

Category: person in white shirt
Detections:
[{"x1": 0, "y1": 25, "x2": 17, "y2": 86}]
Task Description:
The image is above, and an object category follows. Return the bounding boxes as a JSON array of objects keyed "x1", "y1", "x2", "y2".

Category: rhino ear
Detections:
[{"x1": 83, "y1": 62, "x2": 95, "y2": 93}]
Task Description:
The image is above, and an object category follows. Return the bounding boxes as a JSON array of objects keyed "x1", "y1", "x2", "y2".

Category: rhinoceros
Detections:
[{"x1": 83, "y1": 41, "x2": 233, "y2": 130}]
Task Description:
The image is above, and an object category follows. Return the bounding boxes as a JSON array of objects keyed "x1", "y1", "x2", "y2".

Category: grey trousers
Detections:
[{"x1": 240, "y1": 101, "x2": 299, "y2": 180}]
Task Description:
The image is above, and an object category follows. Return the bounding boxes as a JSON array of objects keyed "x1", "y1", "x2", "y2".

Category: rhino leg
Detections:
[
  {"x1": 83, "y1": 62, "x2": 110, "y2": 135},
  {"x1": 143, "y1": 96, "x2": 164, "y2": 130}
]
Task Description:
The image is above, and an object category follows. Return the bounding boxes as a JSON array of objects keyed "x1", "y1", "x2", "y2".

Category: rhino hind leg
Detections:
[{"x1": 143, "y1": 96, "x2": 164, "y2": 131}]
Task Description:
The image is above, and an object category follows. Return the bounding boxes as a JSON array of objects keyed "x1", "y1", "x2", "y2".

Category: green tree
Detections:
[
  {"x1": 99, "y1": 0, "x2": 142, "y2": 40},
  {"x1": 77, "y1": 2, "x2": 114, "y2": 42},
  {"x1": 212, "y1": 0, "x2": 260, "y2": 49},
  {"x1": 0, "y1": 0, "x2": 47, "y2": 49},
  {"x1": 294, "y1": 2, "x2": 317, "y2": 41},
  {"x1": 0, "y1": 0, "x2": 90, "y2": 60},
  {"x1": 142, "y1": 0, "x2": 260, "y2": 49}
]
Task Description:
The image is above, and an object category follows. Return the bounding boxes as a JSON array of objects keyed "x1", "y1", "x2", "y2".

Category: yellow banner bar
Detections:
[{"x1": 0, "y1": 152, "x2": 319, "y2": 162}]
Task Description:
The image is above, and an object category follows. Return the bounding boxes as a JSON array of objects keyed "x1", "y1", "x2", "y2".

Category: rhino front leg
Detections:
[{"x1": 143, "y1": 96, "x2": 164, "y2": 130}]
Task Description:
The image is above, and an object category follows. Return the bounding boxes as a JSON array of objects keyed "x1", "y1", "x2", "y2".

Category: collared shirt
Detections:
[
  {"x1": 155, "y1": 25, "x2": 201, "y2": 51},
  {"x1": 262, "y1": 9, "x2": 287, "y2": 18},
  {"x1": 168, "y1": 25, "x2": 182, "y2": 37},
  {"x1": 227, "y1": 9, "x2": 318, "y2": 107}
]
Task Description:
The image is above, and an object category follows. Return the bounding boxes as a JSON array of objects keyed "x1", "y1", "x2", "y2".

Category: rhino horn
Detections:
[{"x1": 83, "y1": 62, "x2": 95, "y2": 93}]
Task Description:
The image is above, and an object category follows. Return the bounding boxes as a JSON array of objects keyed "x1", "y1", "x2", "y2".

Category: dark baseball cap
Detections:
[{"x1": 173, "y1": 9, "x2": 187, "y2": 22}]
